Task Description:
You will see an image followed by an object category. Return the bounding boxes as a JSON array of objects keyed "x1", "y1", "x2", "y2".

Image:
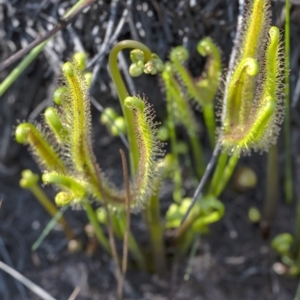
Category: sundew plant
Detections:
[{"x1": 14, "y1": 0, "x2": 286, "y2": 283}]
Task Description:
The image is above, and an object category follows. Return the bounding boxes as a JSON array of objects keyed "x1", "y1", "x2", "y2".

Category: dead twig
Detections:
[
  {"x1": 0, "y1": 237, "x2": 28, "y2": 299},
  {"x1": 0, "y1": 0, "x2": 96, "y2": 71},
  {"x1": 0, "y1": 261, "x2": 56, "y2": 300},
  {"x1": 68, "y1": 286, "x2": 81, "y2": 300}
]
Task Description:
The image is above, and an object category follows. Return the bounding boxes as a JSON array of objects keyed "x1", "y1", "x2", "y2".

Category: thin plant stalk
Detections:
[
  {"x1": 0, "y1": 0, "x2": 94, "y2": 71},
  {"x1": 165, "y1": 87, "x2": 182, "y2": 202},
  {"x1": 169, "y1": 69, "x2": 205, "y2": 177},
  {"x1": 292, "y1": 196, "x2": 300, "y2": 263},
  {"x1": 0, "y1": 0, "x2": 89, "y2": 97},
  {"x1": 118, "y1": 149, "x2": 130, "y2": 300},
  {"x1": 213, "y1": 153, "x2": 239, "y2": 197},
  {"x1": 109, "y1": 42, "x2": 163, "y2": 272},
  {"x1": 175, "y1": 205, "x2": 200, "y2": 244},
  {"x1": 121, "y1": 150, "x2": 131, "y2": 276},
  {"x1": 208, "y1": 152, "x2": 228, "y2": 194},
  {"x1": 177, "y1": 228, "x2": 195, "y2": 260},
  {"x1": 261, "y1": 144, "x2": 278, "y2": 236},
  {"x1": 108, "y1": 40, "x2": 152, "y2": 175},
  {"x1": 63, "y1": 0, "x2": 89, "y2": 18},
  {"x1": 0, "y1": 42, "x2": 47, "y2": 97},
  {"x1": 103, "y1": 201, "x2": 123, "y2": 295},
  {"x1": 119, "y1": 150, "x2": 146, "y2": 272},
  {"x1": 127, "y1": 232, "x2": 146, "y2": 270},
  {"x1": 294, "y1": 279, "x2": 300, "y2": 300},
  {"x1": 83, "y1": 201, "x2": 110, "y2": 253},
  {"x1": 203, "y1": 104, "x2": 216, "y2": 147},
  {"x1": 180, "y1": 143, "x2": 221, "y2": 225},
  {"x1": 145, "y1": 192, "x2": 166, "y2": 275},
  {"x1": 188, "y1": 133, "x2": 205, "y2": 177},
  {"x1": 128, "y1": 232, "x2": 147, "y2": 270},
  {"x1": 116, "y1": 216, "x2": 147, "y2": 270},
  {"x1": 284, "y1": 0, "x2": 293, "y2": 204},
  {"x1": 184, "y1": 233, "x2": 200, "y2": 281}
]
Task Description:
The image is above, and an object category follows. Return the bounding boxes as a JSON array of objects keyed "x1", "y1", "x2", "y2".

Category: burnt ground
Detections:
[{"x1": 1, "y1": 0, "x2": 300, "y2": 299}]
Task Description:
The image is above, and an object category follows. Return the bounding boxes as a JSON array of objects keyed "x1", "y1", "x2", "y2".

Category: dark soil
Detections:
[{"x1": 1, "y1": 0, "x2": 300, "y2": 299}]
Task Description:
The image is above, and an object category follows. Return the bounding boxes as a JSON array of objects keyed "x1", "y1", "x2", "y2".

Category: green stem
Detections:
[
  {"x1": 203, "y1": 104, "x2": 216, "y2": 148},
  {"x1": 208, "y1": 152, "x2": 228, "y2": 194},
  {"x1": 294, "y1": 279, "x2": 300, "y2": 300},
  {"x1": 184, "y1": 233, "x2": 200, "y2": 281},
  {"x1": 108, "y1": 40, "x2": 152, "y2": 175},
  {"x1": 165, "y1": 85, "x2": 182, "y2": 202},
  {"x1": 213, "y1": 153, "x2": 239, "y2": 197},
  {"x1": 83, "y1": 201, "x2": 110, "y2": 254},
  {"x1": 145, "y1": 193, "x2": 166, "y2": 275},
  {"x1": 284, "y1": 0, "x2": 293, "y2": 204},
  {"x1": 117, "y1": 214, "x2": 147, "y2": 271},
  {"x1": 0, "y1": 0, "x2": 87, "y2": 97},
  {"x1": 176, "y1": 148, "x2": 237, "y2": 245},
  {"x1": 292, "y1": 196, "x2": 300, "y2": 260},
  {"x1": 189, "y1": 133, "x2": 205, "y2": 178},
  {"x1": 178, "y1": 229, "x2": 195, "y2": 259},
  {"x1": 63, "y1": 0, "x2": 87, "y2": 18},
  {"x1": 127, "y1": 233, "x2": 147, "y2": 271},
  {"x1": 261, "y1": 145, "x2": 278, "y2": 234},
  {"x1": 175, "y1": 206, "x2": 199, "y2": 244},
  {"x1": 30, "y1": 185, "x2": 60, "y2": 218},
  {"x1": 0, "y1": 42, "x2": 47, "y2": 97}
]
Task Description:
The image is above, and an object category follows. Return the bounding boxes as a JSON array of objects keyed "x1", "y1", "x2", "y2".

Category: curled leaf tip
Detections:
[{"x1": 170, "y1": 46, "x2": 189, "y2": 63}]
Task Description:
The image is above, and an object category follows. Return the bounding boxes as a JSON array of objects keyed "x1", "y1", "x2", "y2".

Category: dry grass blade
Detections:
[
  {"x1": 0, "y1": 237, "x2": 27, "y2": 298},
  {"x1": 0, "y1": 261, "x2": 56, "y2": 300},
  {"x1": 68, "y1": 286, "x2": 81, "y2": 300},
  {"x1": 0, "y1": 0, "x2": 96, "y2": 71}
]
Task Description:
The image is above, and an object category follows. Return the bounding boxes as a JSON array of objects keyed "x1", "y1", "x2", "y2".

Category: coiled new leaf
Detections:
[
  {"x1": 124, "y1": 96, "x2": 164, "y2": 208},
  {"x1": 219, "y1": 0, "x2": 283, "y2": 154}
]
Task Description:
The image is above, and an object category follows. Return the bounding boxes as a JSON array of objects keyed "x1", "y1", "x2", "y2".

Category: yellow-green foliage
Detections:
[
  {"x1": 219, "y1": 0, "x2": 284, "y2": 154},
  {"x1": 169, "y1": 46, "x2": 200, "y2": 104},
  {"x1": 196, "y1": 37, "x2": 221, "y2": 105},
  {"x1": 161, "y1": 63, "x2": 199, "y2": 136},
  {"x1": 166, "y1": 39, "x2": 221, "y2": 147},
  {"x1": 16, "y1": 60, "x2": 163, "y2": 210}
]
